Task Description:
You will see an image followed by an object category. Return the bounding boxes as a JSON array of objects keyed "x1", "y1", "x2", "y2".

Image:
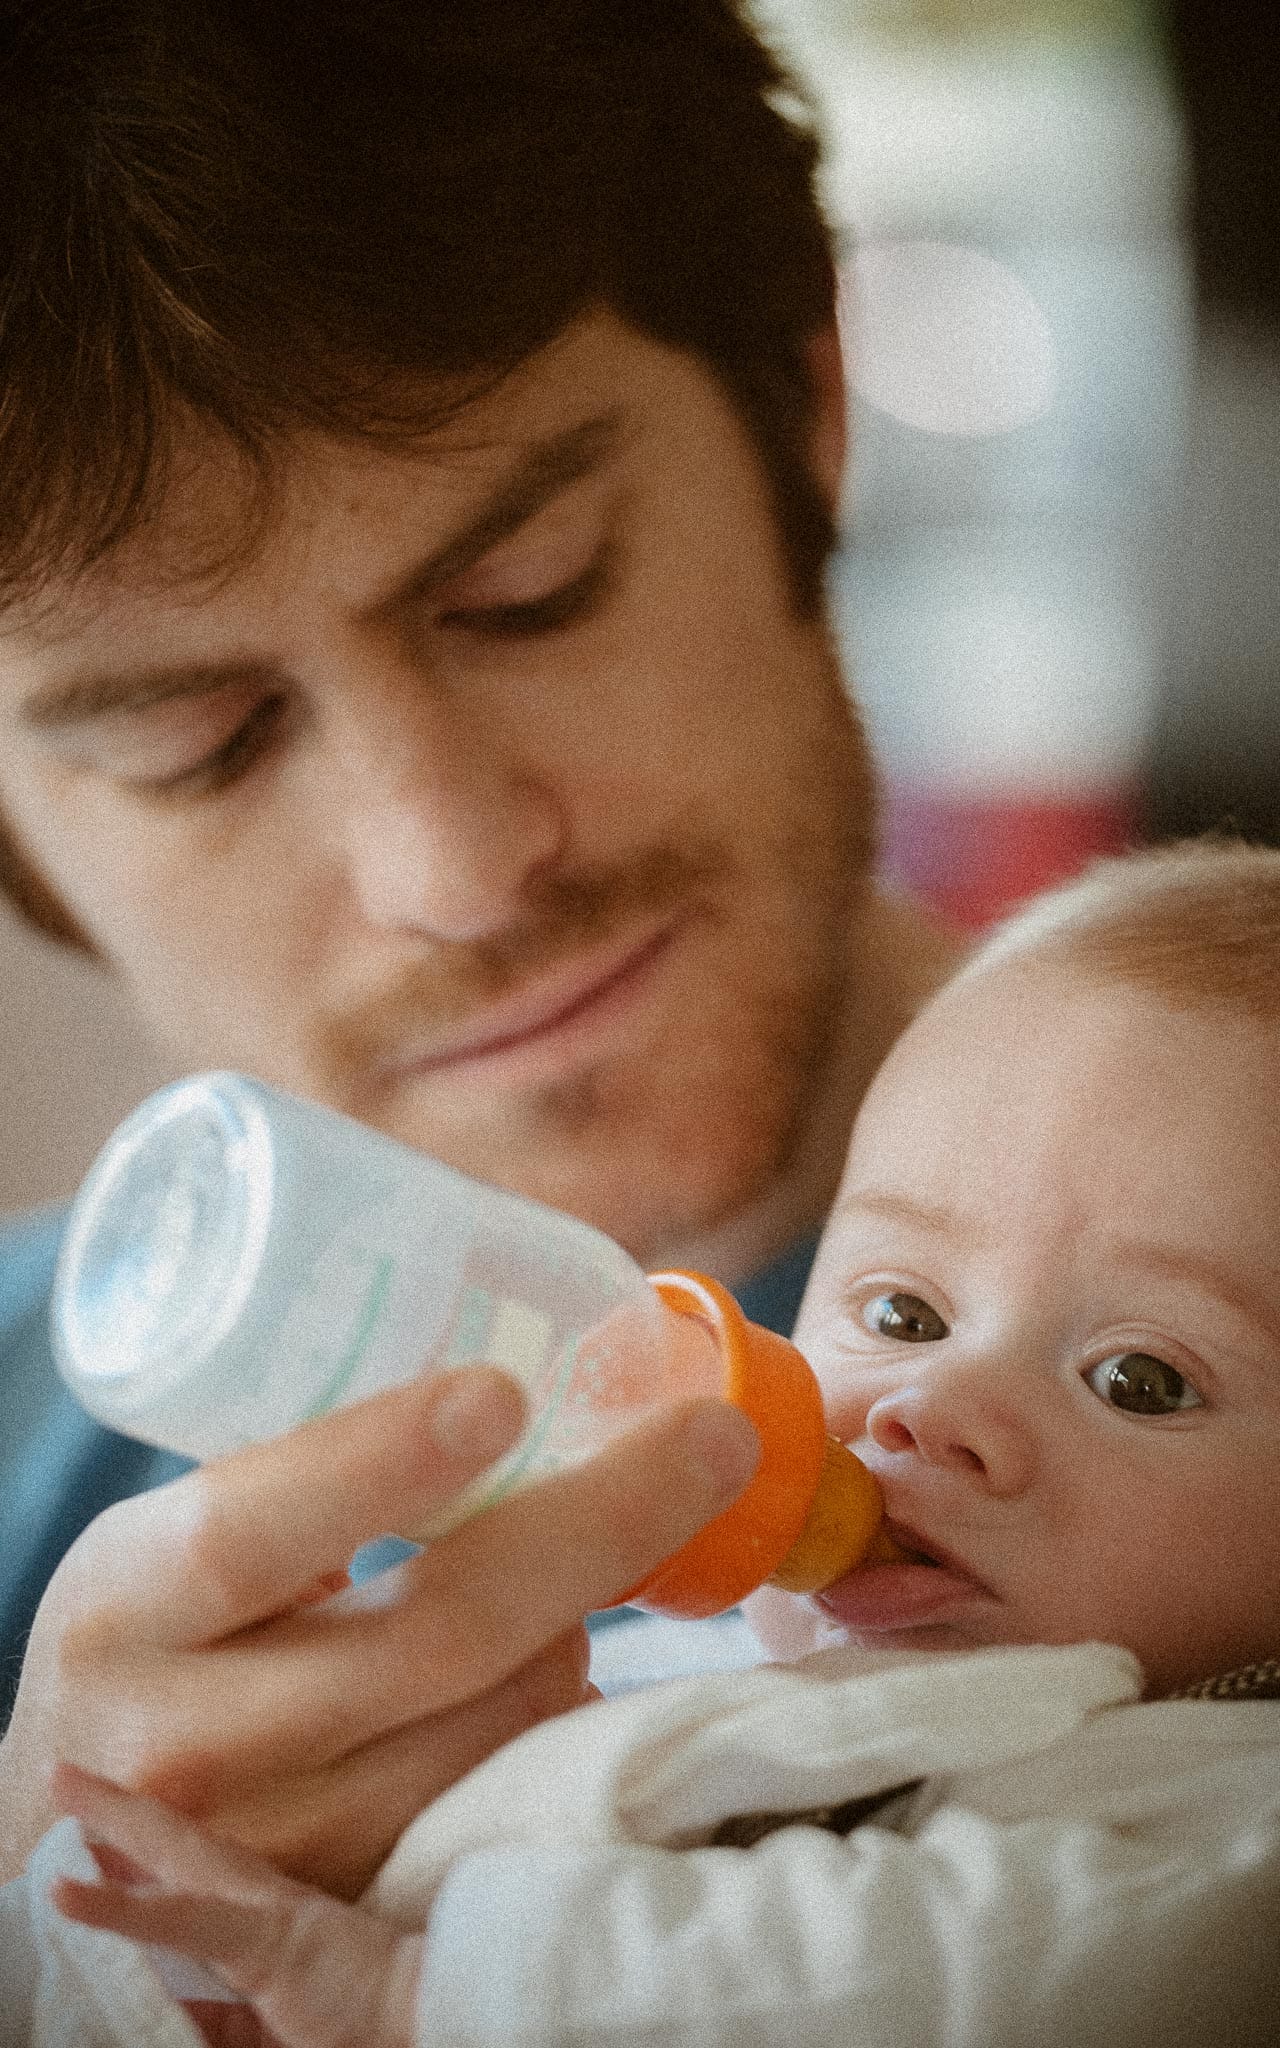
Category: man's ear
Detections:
[{"x1": 804, "y1": 321, "x2": 848, "y2": 515}]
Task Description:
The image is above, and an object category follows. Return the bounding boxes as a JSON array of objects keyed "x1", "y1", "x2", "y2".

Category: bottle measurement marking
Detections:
[
  {"x1": 464, "y1": 1338, "x2": 582, "y2": 1513},
  {"x1": 300, "y1": 1255, "x2": 396, "y2": 1421}
]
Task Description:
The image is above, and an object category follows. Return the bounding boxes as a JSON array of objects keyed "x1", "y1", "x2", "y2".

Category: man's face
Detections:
[
  {"x1": 0, "y1": 312, "x2": 874, "y2": 1261},
  {"x1": 747, "y1": 960, "x2": 1280, "y2": 1695}
]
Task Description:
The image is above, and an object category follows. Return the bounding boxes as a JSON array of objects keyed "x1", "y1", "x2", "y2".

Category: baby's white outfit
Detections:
[{"x1": 6, "y1": 1640, "x2": 1279, "y2": 2046}]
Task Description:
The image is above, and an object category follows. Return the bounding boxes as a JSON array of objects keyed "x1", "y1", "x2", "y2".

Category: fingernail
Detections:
[
  {"x1": 432, "y1": 1369, "x2": 526, "y2": 1463},
  {"x1": 682, "y1": 1402, "x2": 761, "y2": 1497}
]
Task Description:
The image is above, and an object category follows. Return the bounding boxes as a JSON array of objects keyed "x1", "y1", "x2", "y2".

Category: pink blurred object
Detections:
[{"x1": 883, "y1": 783, "x2": 1139, "y2": 933}]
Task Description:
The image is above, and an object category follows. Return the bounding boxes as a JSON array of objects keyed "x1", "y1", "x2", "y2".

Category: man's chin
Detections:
[{"x1": 367, "y1": 1072, "x2": 779, "y2": 1265}]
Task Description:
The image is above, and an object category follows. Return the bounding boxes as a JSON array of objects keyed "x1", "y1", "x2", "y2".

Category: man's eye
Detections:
[
  {"x1": 862, "y1": 1292, "x2": 949, "y2": 1343},
  {"x1": 136, "y1": 695, "x2": 287, "y2": 799},
  {"x1": 441, "y1": 547, "x2": 613, "y2": 640},
  {"x1": 1083, "y1": 1353, "x2": 1203, "y2": 1416}
]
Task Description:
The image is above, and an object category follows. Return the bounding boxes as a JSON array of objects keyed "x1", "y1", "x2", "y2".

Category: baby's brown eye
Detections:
[
  {"x1": 863, "y1": 1292, "x2": 948, "y2": 1343},
  {"x1": 1084, "y1": 1353, "x2": 1203, "y2": 1415}
]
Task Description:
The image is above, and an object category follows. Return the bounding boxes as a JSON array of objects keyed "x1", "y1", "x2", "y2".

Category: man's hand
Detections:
[{"x1": 0, "y1": 1367, "x2": 758, "y2": 1895}]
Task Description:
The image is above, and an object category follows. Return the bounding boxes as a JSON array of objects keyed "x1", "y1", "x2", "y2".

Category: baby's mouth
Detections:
[
  {"x1": 884, "y1": 1524, "x2": 949, "y2": 1569},
  {"x1": 816, "y1": 1524, "x2": 991, "y2": 1631}
]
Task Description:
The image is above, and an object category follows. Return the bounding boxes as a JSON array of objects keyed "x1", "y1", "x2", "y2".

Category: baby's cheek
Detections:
[{"x1": 741, "y1": 1586, "x2": 832, "y2": 1663}]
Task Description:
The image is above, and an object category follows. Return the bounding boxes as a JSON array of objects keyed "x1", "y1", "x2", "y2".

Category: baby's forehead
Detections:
[
  {"x1": 873, "y1": 949, "x2": 1265, "y2": 1086},
  {"x1": 860, "y1": 954, "x2": 1098, "y2": 1095},
  {"x1": 840, "y1": 955, "x2": 1280, "y2": 1208}
]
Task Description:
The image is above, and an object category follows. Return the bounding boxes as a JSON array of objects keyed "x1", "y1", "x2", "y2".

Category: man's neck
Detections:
[{"x1": 661, "y1": 887, "x2": 962, "y2": 1290}]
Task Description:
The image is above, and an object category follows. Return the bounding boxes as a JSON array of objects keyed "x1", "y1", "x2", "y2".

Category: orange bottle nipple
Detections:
[{"x1": 615, "y1": 1271, "x2": 906, "y2": 1621}]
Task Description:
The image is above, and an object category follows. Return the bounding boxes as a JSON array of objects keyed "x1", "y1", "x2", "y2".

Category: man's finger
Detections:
[
  {"x1": 46, "y1": 1397, "x2": 754, "y2": 1824},
  {"x1": 65, "y1": 1368, "x2": 526, "y2": 1647},
  {"x1": 391, "y1": 1394, "x2": 761, "y2": 1696},
  {"x1": 212, "y1": 1628, "x2": 591, "y2": 1897},
  {"x1": 142, "y1": 1395, "x2": 758, "y2": 1776}
]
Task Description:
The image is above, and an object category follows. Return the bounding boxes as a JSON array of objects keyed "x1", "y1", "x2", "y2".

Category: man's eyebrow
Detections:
[
  {"x1": 17, "y1": 407, "x2": 628, "y2": 733},
  {"x1": 19, "y1": 660, "x2": 278, "y2": 731}
]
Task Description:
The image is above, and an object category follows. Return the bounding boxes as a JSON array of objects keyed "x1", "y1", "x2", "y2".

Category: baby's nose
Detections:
[{"x1": 863, "y1": 1377, "x2": 1033, "y2": 1498}]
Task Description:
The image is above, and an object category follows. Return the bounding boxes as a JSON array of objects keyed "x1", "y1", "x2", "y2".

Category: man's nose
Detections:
[
  {"x1": 324, "y1": 666, "x2": 569, "y2": 943},
  {"x1": 862, "y1": 1362, "x2": 1034, "y2": 1498}
]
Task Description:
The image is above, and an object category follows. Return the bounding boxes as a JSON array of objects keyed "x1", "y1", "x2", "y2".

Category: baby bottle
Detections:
[{"x1": 51, "y1": 1073, "x2": 901, "y2": 1617}]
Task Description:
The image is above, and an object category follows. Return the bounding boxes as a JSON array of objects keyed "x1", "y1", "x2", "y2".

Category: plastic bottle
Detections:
[{"x1": 51, "y1": 1073, "x2": 902, "y2": 1618}]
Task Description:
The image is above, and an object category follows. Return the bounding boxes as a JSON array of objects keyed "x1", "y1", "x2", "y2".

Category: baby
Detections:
[{"x1": 19, "y1": 839, "x2": 1280, "y2": 2045}]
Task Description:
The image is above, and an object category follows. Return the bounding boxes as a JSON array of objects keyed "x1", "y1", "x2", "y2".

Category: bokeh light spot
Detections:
[{"x1": 844, "y1": 240, "x2": 1059, "y2": 435}]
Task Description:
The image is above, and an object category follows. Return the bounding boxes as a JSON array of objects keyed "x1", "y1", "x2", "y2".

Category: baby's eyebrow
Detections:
[
  {"x1": 833, "y1": 1188, "x2": 978, "y2": 1244},
  {"x1": 1111, "y1": 1238, "x2": 1280, "y2": 1363}
]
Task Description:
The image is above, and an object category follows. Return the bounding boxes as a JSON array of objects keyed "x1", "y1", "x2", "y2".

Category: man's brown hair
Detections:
[{"x1": 0, "y1": 0, "x2": 839, "y2": 948}]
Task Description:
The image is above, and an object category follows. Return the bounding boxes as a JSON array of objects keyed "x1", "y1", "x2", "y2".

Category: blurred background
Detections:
[
  {"x1": 762, "y1": 0, "x2": 1279, "y2": 924},
  {"x1": 2, "y1": 0, "x2": 1277, "y2": 1214}
]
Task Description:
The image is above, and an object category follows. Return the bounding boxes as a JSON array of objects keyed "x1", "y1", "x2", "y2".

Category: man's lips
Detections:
[
  {"x1": 815, "y1": 1521, "x2": 994, "y2": 1632},
  {"x1": 380, "y1": 921, "x2": 677, "y2": 1078}
]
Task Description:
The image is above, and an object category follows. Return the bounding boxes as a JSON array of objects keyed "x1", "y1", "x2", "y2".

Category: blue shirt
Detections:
[
  {"x1": 0, "y1": 1208, "x2": 190, "y2": 1722},
  {"x1": 0, "y1": 1205, "x2": 818, "y2": 1727}
]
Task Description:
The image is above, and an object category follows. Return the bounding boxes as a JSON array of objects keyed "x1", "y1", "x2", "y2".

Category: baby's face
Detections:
[{"x1": 746, "y1": 958, "x2": 1280, "y2": 1695}]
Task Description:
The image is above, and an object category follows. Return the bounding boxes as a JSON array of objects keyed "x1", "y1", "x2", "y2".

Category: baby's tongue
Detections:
[{"x1": 816, "y1": 1553, "x2": 980, "y2": 1631}]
